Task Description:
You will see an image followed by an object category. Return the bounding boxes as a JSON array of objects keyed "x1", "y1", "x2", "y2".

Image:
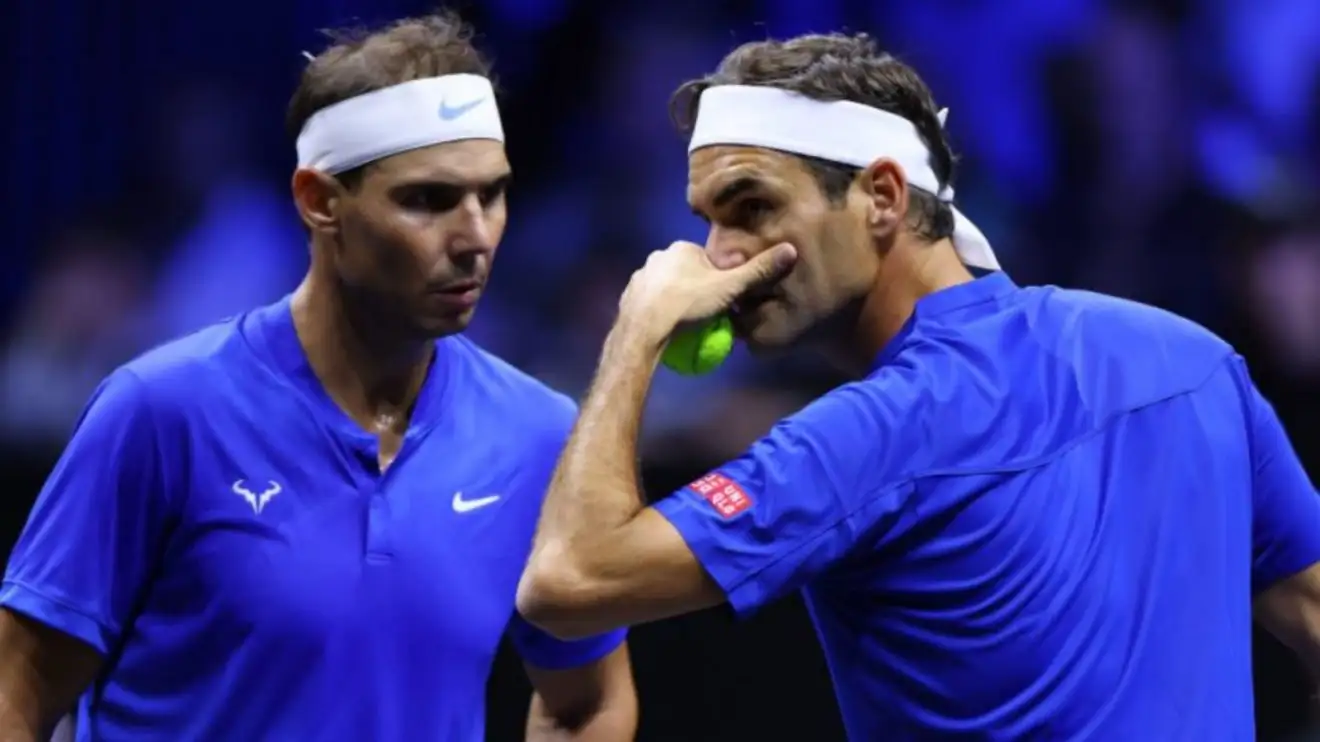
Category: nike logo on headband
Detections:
[{"x1": 438, "y1": 97, "x2": 484, "y2": 121}]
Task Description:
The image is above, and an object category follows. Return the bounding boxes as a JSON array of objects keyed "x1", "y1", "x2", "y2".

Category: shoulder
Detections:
[
  {"x1": 1024, "y1": 286, "x2": 1233, "y2": 361},
  {"x1": 742, "y1": 369, "x2": 920, "y2": 487},
  {"x1": 445, "y1": 335, "x2": 577, "y2": 437},
  {"x1": 844, "y1": 286, "x2": 1242, "y2": 478},
  {"x1": 1017, "y1": 286, "x2": 1236, "y2": 404},
  {"x1": 112, "y1": 311, "x2": 263, "y2": 423}
]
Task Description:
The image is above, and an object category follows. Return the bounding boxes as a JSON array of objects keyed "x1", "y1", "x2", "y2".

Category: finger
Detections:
[
  {"x1": 668, "y1": 240, "x2": 704, "y2": 253},
  {"x1": 726, "y1": 243, "x2": 797, "y2": 290}
]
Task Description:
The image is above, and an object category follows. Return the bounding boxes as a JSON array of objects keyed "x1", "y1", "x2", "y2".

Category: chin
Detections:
[
  {"x1": 743, "y1": 329, "x2": 799, "y2": 354},
  {"x1": 735, "y1": 311, "x2": 803, "y2": 351},
  {"x1": 412, "y1": 307, "x2": 477, "y2": 339},
  {"x1": 741, "y1": 293, "x2": 817, "y2": 346}
]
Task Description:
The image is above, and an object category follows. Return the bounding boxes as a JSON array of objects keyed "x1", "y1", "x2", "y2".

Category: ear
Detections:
[
  {"x1": 859, "y1": 158, "x2": 909, "y2": 239},
  {"x1": 291, "y1": 168, "x2": 346, "y2": 236}
]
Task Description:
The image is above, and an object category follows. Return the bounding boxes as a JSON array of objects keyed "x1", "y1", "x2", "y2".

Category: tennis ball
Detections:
[{"x1": 662, "y1": 316, "x2": 735, "y2": 375}]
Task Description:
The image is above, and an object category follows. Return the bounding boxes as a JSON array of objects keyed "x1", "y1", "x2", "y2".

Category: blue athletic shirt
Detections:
[
  {"x1": 1, "y1": 296, "x2": 625, "y2": 741},
  {"x1": 656, "y1": 272, "x2": 1320, "y2": 740}
]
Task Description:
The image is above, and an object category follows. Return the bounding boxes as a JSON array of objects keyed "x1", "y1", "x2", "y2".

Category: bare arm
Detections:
[
  {"x1": 525, "y1": 644, "x2": 637, "y2": 741},
  {"x1": 0, "y1": 609, "x2": 101, "y2": 742},
  {"x1": 1237, "y1": 357, "x2": 1320, "y2": 709},
  {"x1": 1257, "y1": 563, "x2": 1320, "y2": 677},
  {"x1": 516, "y1": 318, "x2": 725, "y2": 639},
  {"x1": 518, "y1": 242, "x2": 792, "y2": 639}
]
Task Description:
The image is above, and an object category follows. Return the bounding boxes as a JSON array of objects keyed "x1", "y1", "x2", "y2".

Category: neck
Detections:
[
  {"x1": 290, "y1": 274, "x2": 433, "y2": 430},
  {"x1": 834, "y1": 237, "x2": 974, "y2": 377}
]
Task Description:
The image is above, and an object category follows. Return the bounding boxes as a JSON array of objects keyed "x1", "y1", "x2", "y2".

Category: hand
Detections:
[{"x1": 618, "y1": 241, "x2": 797, "y2": 337}]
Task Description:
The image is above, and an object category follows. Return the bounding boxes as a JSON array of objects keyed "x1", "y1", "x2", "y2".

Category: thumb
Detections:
[{"x1": 726, "y1": 243, "x2": 798, "y2": 290}]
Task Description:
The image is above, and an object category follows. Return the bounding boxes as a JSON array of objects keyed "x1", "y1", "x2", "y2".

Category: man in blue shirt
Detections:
[
  {"x1": 0, "y1": 12, "x2": 635, "y2": 742},
  {"x1": 518, "y1": 32, "x2": 1320, "y2": 739}
]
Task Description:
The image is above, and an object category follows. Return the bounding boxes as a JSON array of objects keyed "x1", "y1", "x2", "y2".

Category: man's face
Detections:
[
  {"x1": 687, "y1": 146, "x2": 878, "y2": 350},
  {"x1": 331, "y1": 139, "x2": 511, "y2": 338}
]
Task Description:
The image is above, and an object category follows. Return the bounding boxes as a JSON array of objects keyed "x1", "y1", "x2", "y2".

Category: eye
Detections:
[
  {"x1": 398, "y1": 186, "x2": 464, "y2": 213},
  {"x1": 477, "y1": 180, "x2": 508, "y2": 208},
  {"x1": 735, "y1": 197, "x2": 776, "y2": 226},
  {"x1": 744, "y1": 198, "x2": 774, "y2": 218}
]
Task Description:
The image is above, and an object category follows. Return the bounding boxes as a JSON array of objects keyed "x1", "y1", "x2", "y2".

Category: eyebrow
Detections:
[
  {"x1": 711, "y1": 176, "x2": 764, "y2": 209},
  {"x1": 398, "y1": 172, "x2": 513, "y2": 191}
]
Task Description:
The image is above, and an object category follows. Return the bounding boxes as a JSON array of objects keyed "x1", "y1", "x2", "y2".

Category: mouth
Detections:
[
  {"x1": 731, "y1": 287, "x2": 778, "y2": 316},
  {"x1": 431, "y1": 278, "x2": 482, "y2": 292},
  {"x1": 730, "y1": 290, "x2": 779, "y2": 336},
  {"x1": 425, "y1": 279, "x2": 484, "y2": 310}
]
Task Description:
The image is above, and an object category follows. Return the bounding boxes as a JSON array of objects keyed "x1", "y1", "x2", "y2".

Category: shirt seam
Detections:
[
  {"x1": 117, "y1": 367, "x2": 183, "y2": 517},
  {"x1": 716, "y1": 347, "x2": 1237, "y2": 596},
  {"x1": 1, "y1": 579, "x2": 118, "y2": 641}
]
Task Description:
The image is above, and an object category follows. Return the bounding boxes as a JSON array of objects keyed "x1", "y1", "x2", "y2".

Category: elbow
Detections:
[{"x1": 517, "y1": 555, "x2": 607, "y2": 641}]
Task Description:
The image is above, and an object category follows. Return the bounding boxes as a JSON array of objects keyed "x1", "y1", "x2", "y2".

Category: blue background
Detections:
[{"x1": 3, "y1": 0, "x2": 1318, "y2": 739}]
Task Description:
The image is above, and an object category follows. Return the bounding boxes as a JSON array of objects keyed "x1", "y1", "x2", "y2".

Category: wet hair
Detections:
[
  {"x1": 286, "y1": 9, "x2": 492, "y2": 189},
  {"x1": 673, "y1": 33, "x2": 955, "y2": 241}
]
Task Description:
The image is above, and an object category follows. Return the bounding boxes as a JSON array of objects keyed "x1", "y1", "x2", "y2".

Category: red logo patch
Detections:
[{"x1": 687, "y1": 472, "x2": 754, "y2": 518}]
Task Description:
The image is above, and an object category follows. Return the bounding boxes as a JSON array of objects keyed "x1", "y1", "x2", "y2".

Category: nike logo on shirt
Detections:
[{"x1": 452, "y1": 491, "x2": 500, "y2": 513}]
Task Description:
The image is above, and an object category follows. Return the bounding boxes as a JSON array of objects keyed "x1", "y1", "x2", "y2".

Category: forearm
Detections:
[
  {"x1": 0, "y1": 721, "x2": 39, "y2": 742},
  {"x1": 520, "y1": 240, "x2": 772, "y2": 635},
  {"x1": 519, "y1": 318, "x2": 668, "y2": 633},
  {"x1": 526, "y1": 697, "x2": 638, "y2": 742},
  {"x1": 0, "y1": 689, "x2": 45, "y2": 742},
  {"x1": 534, "y1": 317, "x2": 665, "y2": 553},
  {"x1": 0, "y1": 612, "x2": 100, "y2": 742},
  {"x1": 523, "y1": 649, "x2": 638, "y2": 742}
]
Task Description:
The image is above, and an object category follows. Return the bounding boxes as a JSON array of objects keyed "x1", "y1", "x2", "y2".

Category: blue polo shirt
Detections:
[
  {"x1": 657, "y1": 273, "x2": 1320, "y2": 740},
  {"x1": 1, "y1": 297, "x2": 625, "y2": 741}
]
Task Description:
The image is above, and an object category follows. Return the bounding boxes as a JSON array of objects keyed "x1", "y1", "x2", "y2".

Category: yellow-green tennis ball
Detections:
[{"x1": 662, "y1": 316, "x2": 735, "y2": 375}]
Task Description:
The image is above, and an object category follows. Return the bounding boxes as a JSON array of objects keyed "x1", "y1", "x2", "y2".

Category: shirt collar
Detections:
[
  {"x1": 872, "y1": 272, "x2": 1019, "y2": 370},
  {"x1": 245, "y1": 294, "x2": 451, "y2": 440}
]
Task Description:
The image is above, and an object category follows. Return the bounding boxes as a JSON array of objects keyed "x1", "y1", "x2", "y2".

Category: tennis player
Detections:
[
  {"x1": 518, "y1": 32, "x2": 1320, "y2": 739},
  {"x1": 0, "y1": 12, "x2": 635, "y2": 742}
]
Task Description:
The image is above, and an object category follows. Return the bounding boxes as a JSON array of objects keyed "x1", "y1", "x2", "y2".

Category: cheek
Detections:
[
  {"x1": 341, "y1": 212, "x2": 425, "y2": 284},
  {"x1": 821, "y1": 216, "x2": 874, "y2": 278},
  {"x1": 790, "y1": 249, "x2": 835, "y2": 305},
  {"x1": 785, "y1": 227, "x2": 871, "y2": 305},
  {"x1": 484, "y1": 203, "x2": 509, "y2": 249}
]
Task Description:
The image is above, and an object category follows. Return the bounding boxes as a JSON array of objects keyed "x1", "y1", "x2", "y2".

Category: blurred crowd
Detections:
[
  {"x1": 2, "y1": 0, "x2": 1317, "y2": 471},
  {"x1": 4, "y1": 1, "x2": 1320, "y2": 739}
]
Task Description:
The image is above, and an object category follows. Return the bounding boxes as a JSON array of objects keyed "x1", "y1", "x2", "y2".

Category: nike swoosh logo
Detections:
[
  {"x1": 438, "y1": 97, "x2": 484, "y2": 121},
  {"x1": 452, "y1": 491, "x2": 501, "y2": 513}
]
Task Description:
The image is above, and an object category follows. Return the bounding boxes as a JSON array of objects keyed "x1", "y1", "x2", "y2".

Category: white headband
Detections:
[
  {"x1": 688, "y1": 85, "x2": 1000, "y2": 271},
  {"x1": 296, "y1": 74, "x2": 504, "y2": 175}
]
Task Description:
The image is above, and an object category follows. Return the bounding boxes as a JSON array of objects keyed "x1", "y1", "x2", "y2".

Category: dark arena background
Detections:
[{"x1": 3, "y1": 0, "x2": 1318, "y2": 739}]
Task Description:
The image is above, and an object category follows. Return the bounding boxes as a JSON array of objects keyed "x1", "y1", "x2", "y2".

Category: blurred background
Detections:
[{"x1": 4, "y1": 0, "x2": 1318, "y2": 739}]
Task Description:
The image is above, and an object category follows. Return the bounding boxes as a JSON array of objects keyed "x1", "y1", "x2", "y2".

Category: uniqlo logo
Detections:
[{"x1": 687, "y1": 472, "x2": 754, "y2": 518}]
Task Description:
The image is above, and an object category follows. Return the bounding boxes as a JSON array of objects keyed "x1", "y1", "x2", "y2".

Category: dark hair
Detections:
[
  {"x1": 286, "y1": 9, "x2": 493, "y2": 189},
  {"x1": 672, "y1": 33, "x2": 955, "y2": 241}
]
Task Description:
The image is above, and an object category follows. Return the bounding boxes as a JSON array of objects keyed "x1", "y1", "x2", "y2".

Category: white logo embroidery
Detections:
[
  {"x1": 452, "y1": 491, "x2": 500, "y2": 513},
  {"x1": 233, "y1": 479, "x2": 282, "y2": 514}
]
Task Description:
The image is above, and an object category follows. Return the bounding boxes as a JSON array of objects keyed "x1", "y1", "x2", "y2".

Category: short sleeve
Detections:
[
  {"x1": 0, "y1": 369, "x2": 173, "y2": 654},
  {"x1": 654, "y1": 378, "x2": 915, "y2": 617},
  {"x1": 1240, "y1": 363, "x2": 1320, "y2": 591},
  {"x1": 508, "y1": 612, "x2": 627, "y2": 671}
]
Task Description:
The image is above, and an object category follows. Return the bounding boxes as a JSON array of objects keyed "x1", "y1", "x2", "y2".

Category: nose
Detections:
[
  {"x1": 704, "y1": 226, "x2": 751, "y2": 270},
  {"x1": 449, "y1": 193, "x2": 497, "y2": 257}
]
